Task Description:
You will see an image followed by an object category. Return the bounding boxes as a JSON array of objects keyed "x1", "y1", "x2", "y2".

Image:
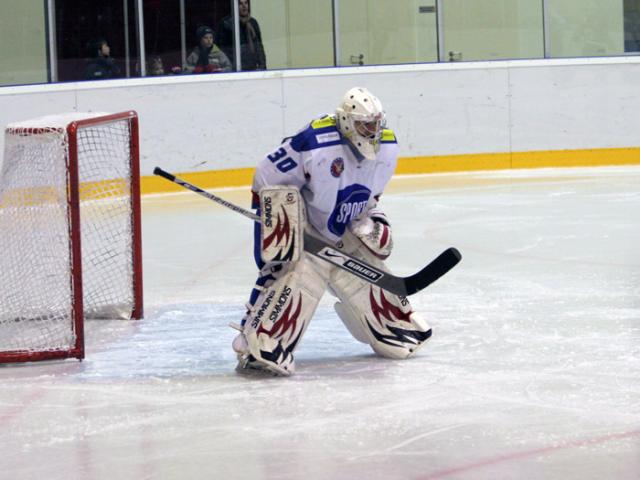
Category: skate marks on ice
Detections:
[{"x1": 74, "y1": 303, "x2": 419, "y2": 381}]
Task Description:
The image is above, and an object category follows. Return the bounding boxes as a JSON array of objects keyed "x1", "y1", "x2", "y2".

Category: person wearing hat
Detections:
[
  {"x1": 216, "y1": 0, "x2": 267, "y2": 71},
  {"x1": 184, "y1": 25, "x2": 232, "y2": 74},
  {"x1": 85, "y1": 38, "x2": 122, "y2": 80}
]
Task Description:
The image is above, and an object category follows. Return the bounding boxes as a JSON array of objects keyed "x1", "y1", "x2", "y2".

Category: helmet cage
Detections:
[{"x1": 336, "y1": 87, "x2": 386, "y2": 160}]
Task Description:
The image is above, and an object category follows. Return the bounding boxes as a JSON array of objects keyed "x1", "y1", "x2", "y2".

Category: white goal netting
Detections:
[{"x1": 0, "y1": 112, "x2": 142, "y2": 361}]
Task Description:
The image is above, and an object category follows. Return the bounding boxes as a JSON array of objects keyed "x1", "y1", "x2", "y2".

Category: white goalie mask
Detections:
[{"x1": 336, "y1": 87, "x2": 386, "y2": 160}]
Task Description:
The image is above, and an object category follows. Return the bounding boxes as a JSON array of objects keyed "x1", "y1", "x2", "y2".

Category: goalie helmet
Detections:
[{"x1": 336, "y1": 87, "x2": 386, "y2": 160}]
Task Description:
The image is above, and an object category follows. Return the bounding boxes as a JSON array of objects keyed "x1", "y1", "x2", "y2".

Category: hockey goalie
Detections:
[{"x1": 231, "y1": 87, "x2": 433, "y2": 376}]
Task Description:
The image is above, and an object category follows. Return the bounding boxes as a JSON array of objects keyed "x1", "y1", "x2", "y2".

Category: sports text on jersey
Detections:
[
  {"x1": 328, "y1": 184, "x2": 372, "y2": 237},
  {"x1": 336, "y1": 200, "x2": 368, "y2": 223}
]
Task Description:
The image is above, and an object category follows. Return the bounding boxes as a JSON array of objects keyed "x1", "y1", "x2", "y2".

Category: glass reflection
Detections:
[
  {"x1": 442, "y1": 0, "x2": 543, "y2": 62},
  {"x1": 338, "y1": 0, "x2": 438, "y2": 66},
  {"x1": 547, "y1": 0, "x2": 625, "y2": 57}
]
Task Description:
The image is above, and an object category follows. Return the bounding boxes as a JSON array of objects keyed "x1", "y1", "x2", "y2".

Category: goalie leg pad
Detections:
[
  {"x1": 235, "y1": 254, "x2": 329, "y2": 375},
  {"x1": 329, "y1": 231, "x2": 432, "y2": 359}
]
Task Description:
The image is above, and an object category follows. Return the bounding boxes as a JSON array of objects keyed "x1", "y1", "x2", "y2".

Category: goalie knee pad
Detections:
[
  {"x1": 330, "y1": 231, "x2": 432, "y2": 359},
  {"x1": 234, "y1": 255, "x2": 329, "y2": 376}
]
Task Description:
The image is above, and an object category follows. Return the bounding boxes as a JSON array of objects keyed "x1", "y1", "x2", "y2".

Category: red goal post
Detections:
[{"x1": 0, "y1": 111, "x2": 143, "y2": 363}]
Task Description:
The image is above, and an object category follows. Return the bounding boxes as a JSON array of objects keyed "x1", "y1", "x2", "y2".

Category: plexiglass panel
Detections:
[
  {"x1": 442, "y1": 0, "x2": 544, "y2": 62},
  {"x1": 54, "y1": 0, "x2": 137, "y2": 82},
  {"x1": 0, "y1": 1, "x2": 48, "y2": 86},
  {"x1": 338, "y1": 0, "x2": 438, "y2": 66},
  {"x1": 252, "y1": 0, "x2": 333, "y2": 70},
  {"x1": 182, "y1": 0, "x2": 234, "y2": 74},
  {"x1": 547, "y1": 0, "x2": 625, "y2": 57},
  {"x1": 143, "y1": 0, "x2": 183, "y2": 76},
  {"x1": 625, "y1": 0, "x2": 640, "y2": 52},
  {"x1": 1, "y1": 0, "x2": 640, "y2": 87}
]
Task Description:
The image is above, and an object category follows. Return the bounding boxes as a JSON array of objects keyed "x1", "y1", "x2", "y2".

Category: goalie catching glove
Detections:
[{"x1": 349, "y1": 207, "x2": 393, "y2": 259}]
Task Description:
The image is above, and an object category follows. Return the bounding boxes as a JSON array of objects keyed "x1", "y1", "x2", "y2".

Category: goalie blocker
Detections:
[{"x1": 259, "y1": 186, "x2": 304, "y2": 263}]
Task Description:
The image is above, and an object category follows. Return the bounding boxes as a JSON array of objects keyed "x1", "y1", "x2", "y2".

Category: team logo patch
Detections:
[{"x1": 330, "y1": 157, "x2": 344, "y2": 178}]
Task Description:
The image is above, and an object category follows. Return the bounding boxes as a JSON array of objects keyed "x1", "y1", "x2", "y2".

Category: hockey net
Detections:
[{"x1": 0, "y1": 111, "x2": 143, "y2": 363}]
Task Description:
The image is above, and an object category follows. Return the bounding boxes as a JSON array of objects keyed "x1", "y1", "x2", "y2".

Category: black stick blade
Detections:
[{"x1": 401, "y1": 247, "x2": 462, "y2": 295}]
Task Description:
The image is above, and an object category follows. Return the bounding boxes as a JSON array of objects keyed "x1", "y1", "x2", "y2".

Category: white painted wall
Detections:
[{"x1": 1, "y1": 57, "x2": 639, "y2": 176}]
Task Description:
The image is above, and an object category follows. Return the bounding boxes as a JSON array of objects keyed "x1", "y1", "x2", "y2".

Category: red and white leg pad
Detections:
[
  {"x1": 233, "y1": 255, "x2": 328, "y2": 376},
  {"x1": 329, "y1": 231, "x2": 432, "y2": 359}
]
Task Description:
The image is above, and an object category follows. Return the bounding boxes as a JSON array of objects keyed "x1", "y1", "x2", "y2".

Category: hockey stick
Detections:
[{"x1": 153, "y1": 167, "x2": 461, "y2": 296}]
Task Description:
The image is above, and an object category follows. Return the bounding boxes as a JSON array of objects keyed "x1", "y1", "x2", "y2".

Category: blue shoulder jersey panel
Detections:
[{"x1": 289, "y1": 115, "x2": 343, "y2": 152}]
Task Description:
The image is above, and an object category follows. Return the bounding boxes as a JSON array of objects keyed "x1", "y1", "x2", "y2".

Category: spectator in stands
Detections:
[
  {"x1": 216, "y1": 0, "x2": 267, "y2": 71},
  {"x1": 85, "y1": 39, "x2": 122, "y2": 80},
  {"x1": 147, "y1": 56, "x2": 165, "y2": 76},
  {"x1": 184, "y1": 26, "x2": 232, "y2": 74}
]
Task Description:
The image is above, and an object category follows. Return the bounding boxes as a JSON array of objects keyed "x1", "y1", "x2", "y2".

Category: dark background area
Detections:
[{"x1": 55, "y1": 0, "x2": 232, "y2": 81}]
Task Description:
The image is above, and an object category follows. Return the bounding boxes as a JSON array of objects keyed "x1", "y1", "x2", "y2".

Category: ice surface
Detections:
[{"x1": 1, "y1": 166, "x2": 639, "y2": 479}]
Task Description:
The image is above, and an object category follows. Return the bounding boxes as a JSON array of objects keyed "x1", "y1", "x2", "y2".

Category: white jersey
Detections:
[{"x1": 252, "y1": 115, "x2": 399, "y2": 243}]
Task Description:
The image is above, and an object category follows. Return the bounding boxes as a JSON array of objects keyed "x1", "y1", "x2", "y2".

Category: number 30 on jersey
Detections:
[{"x1": 268, "y1": 148, "x2": 297, "y2": 173}]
